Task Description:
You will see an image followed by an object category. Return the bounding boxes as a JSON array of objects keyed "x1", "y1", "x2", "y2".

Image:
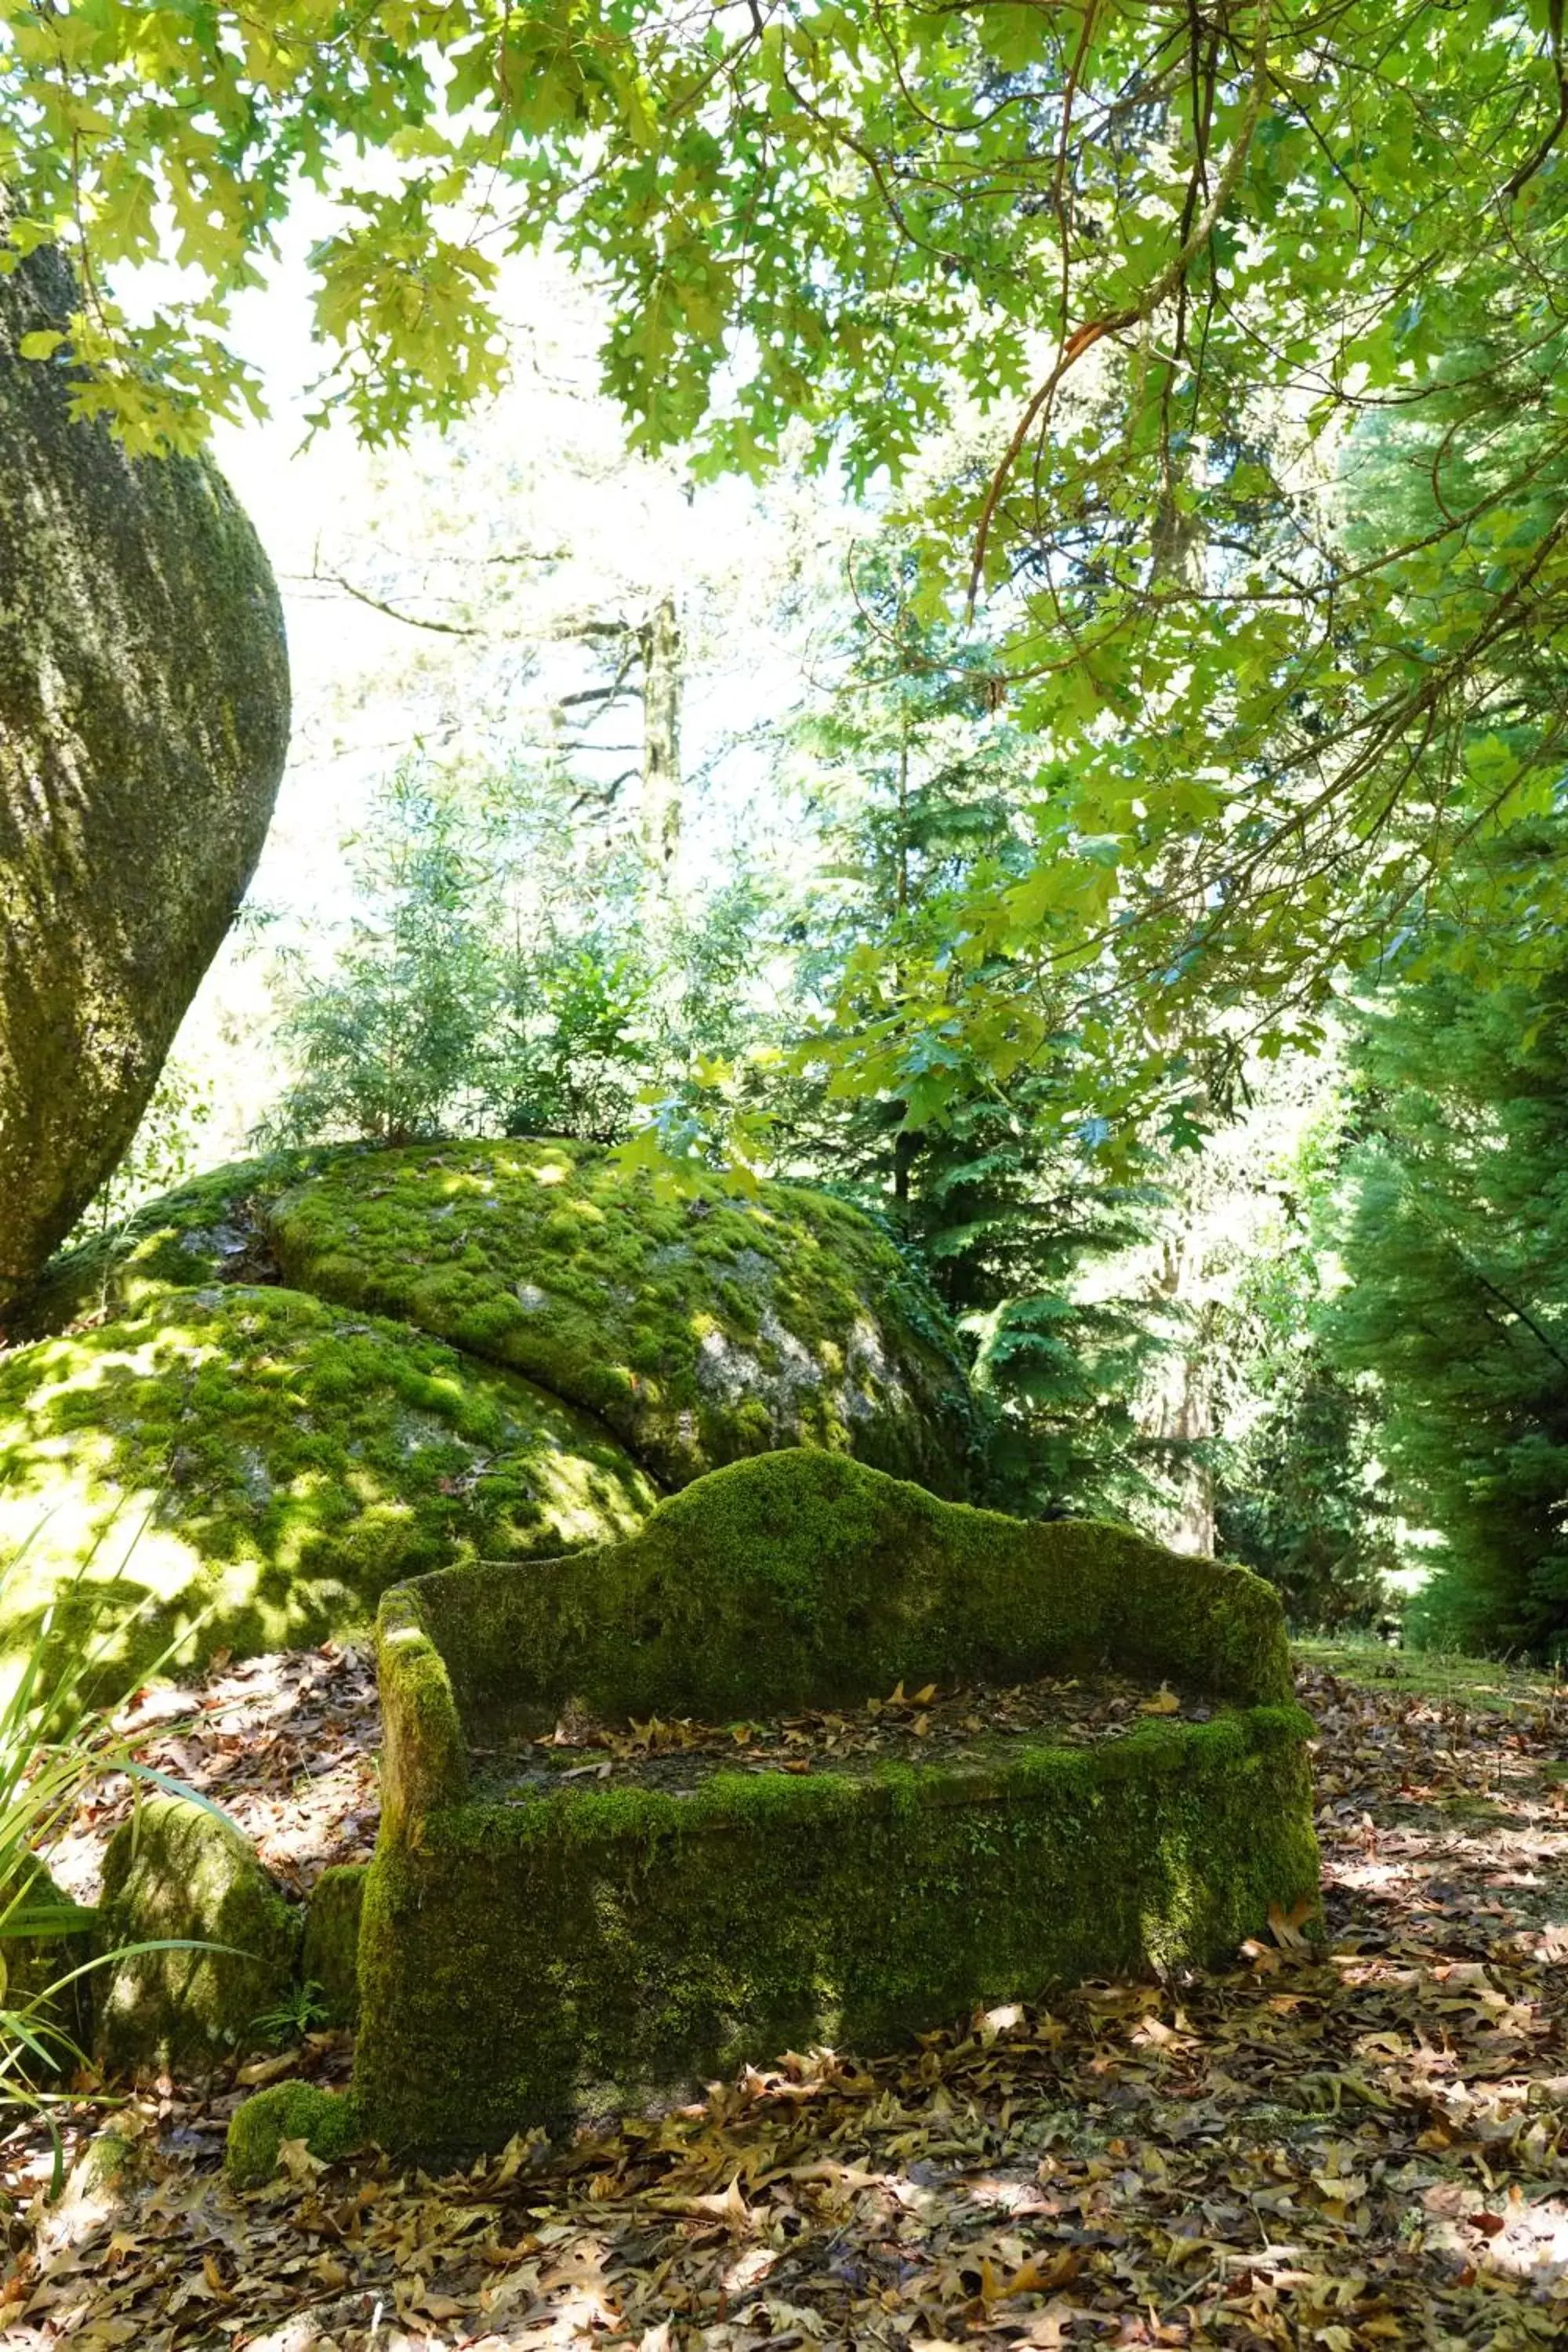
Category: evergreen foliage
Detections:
[
  {"x1": 1326, "y1": 961, "x2": 1568, "y2": 1657},
  {"x1": 775, "y1": 557, "x2": 1168, "y2": 1520},
  {"x1": 267, "y1": 763, "x2": 774, "y2": 1154},
  {"x1": 267, "y1": 766, "x2": 501, "y2": 1147},
  {"x1": 1214, "y1": 1240, "x2": 1394, "y2": 1634}
]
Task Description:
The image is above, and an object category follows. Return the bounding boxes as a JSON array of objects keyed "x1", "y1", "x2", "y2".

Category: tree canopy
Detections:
[{"x1": 5, "y1": 1, "x2": 1566, "y2": 1142}]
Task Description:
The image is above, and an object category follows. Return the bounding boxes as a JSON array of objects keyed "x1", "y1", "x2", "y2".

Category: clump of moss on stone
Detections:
[
  {"x1": 225, "y1": 2082, "x2": 364, "y2": 2187},
  {"x1": 96, "y1": 1796, "x2": 299, "y2": 2072},
  {"x1": 265, "y1": 1139, "x2": 978, "y2": 1494},
  {"x1": 301, "y1": 1864, "x2": 365, "y2": 2027},
  {"x1": 13, "y1": 1149, "x2": 335, "y2": 1341},
  {"x1": 407, "y1": 1449, "x2": 1296, "y2": 1745},
  {"x1": 0, "y1": 1281, "x2": 657, "y2": 1690},
  {"x1": 68, "y1": 2127, "x2": 145, "y2": 2200}
]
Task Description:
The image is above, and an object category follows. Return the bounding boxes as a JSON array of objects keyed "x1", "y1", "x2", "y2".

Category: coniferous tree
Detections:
[
  {"x1": 1325, "y1": 951, "x2": 1568, "y2": 1656},
  {"x1": 779, "y1": 552, "x2": 1167, "y2": 1519}
]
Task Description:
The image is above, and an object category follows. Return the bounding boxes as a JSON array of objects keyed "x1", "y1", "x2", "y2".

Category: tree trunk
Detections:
[
  {"x1": 1141, "y1": 1236, "x2": 1218, "y2": 1555},
  {"x1": 0, "y1": 233, "x2": 289, "y2": 1315},
  {"x1": 637, "y1": 593, "x2": 681, "y2": 880}
]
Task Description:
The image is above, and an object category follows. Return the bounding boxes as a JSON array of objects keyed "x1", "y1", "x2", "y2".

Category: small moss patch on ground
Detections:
[
  {"x1": 266, "y1": 1138, "x2": 978, "y2": 1493},
  {"x1": 224, "y1": 2080, "x2": 363, "y2": 2187},
  {"x1": 1297, "y1": 1635, "x2": 1564, "y2": 1713},
  {"x1": 0, "y1": 1281, "x2": 655, "y2": 1690}
]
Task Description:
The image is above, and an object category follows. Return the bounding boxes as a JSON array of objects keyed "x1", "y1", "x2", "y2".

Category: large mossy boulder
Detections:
[
  {"x1": 96, "y1": 1797, "x2": 298, "y2": 2072},
  {"x1": 0, "y1": 233, "x2": 290, "y2": 1315},
  {"x1": 0, "y1": 1283, "x2": 655, "y2": 1688},
  {"x1": 5, "y1": 1142, "x2": 978, "y2": 1687},
  {"x1": 267, "y1": 1139, "x2": 977, "y2": 1492}
]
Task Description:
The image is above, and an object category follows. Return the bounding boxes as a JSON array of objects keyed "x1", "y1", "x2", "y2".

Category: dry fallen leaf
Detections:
[{"x1": 16, "y1": 1650, "x2": 1568, "y2": 2352}]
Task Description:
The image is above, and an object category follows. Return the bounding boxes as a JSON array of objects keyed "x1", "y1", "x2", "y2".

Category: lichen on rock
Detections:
[
  {"x1": 0, "y1": 228, "x2": 290, "y2": 1312},
  {"x1": 267, "y1": 1138, "x2": 978, "y2": 1493},
  {"x1": 96, "y1": 1796, "x2": 299, "y2": 2072},
  {"x1": 0, "y1": 1281, "x2": 657, "y2": 1690}
]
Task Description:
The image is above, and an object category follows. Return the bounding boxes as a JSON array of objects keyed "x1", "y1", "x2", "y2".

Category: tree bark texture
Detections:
[{"x1": 0, "y1": 237, "x2": 289, "y2": 1312}]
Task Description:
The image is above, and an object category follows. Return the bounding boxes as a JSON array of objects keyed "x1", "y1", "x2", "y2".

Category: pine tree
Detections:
[
  {"x1": 779, "y1": 550, "x2": 1167, "y2": 1519},
  {"x1": 1325, "y1": 953, "x2": 1568, "y2": 1656}
]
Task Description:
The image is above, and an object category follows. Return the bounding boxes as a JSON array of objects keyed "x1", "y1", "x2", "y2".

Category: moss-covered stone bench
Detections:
[{"x1": 230, "y1": 1451, "x2": 1316, "y2": 2168}]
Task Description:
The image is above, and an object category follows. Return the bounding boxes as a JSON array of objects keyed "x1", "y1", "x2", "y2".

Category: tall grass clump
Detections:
[{"x1": 1, "y1": 1515, "x2": 225, "y2": 2185}]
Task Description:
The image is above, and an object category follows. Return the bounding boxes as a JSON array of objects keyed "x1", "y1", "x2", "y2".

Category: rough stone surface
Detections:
[
  {"x1": 301, "y1": 1863, "x2": 365, "y2": 2027},
  {"x1": 267, "y1": 1138, "x2": 978, "y2": 1493},
  {"x1": 0, "y1": 1283, "x2": 656, "y2": 1691},
  {"x1": 96, "y1": 1795, "x2": 299, "y2": 2072},
  {"x1": 0, "y1": 230, "x2": 290, "y2": 1312}
]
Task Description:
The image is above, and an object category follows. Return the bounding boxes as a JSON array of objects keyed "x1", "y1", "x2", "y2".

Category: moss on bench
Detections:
[
  {"x1": 333, "y1": 1452, "x2": 1318, "y2": 2158},
  {"x1": 397, "y1": 1449, "x2": 1294, "y2": 1758},
  {"x1": 355, "y1": 1701, "x2": 1315, "y2": 2155}
]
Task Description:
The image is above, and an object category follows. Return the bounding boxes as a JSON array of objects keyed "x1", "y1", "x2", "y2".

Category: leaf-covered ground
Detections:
[
  {"x1": 473, "y1": 1671, "x2": 1214, "y2": 1798},
  {"x1": 43, "y1": 1644, "x2": 381, "y2": 1909},
  {"x1": 5, "y1": 1644, "x2": 1568, "y2": 2350}
]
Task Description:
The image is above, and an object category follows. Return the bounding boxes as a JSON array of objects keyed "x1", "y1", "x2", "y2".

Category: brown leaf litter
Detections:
[{"x1": 4, "y1": 1652, "x2": 1568, "y2": 2350}]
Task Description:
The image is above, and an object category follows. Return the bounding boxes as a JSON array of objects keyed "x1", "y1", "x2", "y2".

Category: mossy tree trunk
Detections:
[{"x1": 0, "y1": 232, "x2": 289, "y2": 1315}]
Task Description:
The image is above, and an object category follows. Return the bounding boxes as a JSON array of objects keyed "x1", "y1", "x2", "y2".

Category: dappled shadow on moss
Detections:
[
  {"x1": 9, "y1": 1146, "x2": 350, "y2": 1341},
  {"x1": 264, "y1": 1138, "x2": 979, "y2": 1493},
  {"x1": 0, "y1": 1283, "x2": 656, "y2": 1693}
]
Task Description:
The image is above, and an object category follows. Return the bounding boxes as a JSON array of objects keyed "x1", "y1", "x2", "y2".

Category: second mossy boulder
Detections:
[
  {"x1": 96, "y1": 1796, "x2": 298, "y2": 2072},
  {"x1": 267, "y1": 1138, "x2": 978, "y2": 1493}
]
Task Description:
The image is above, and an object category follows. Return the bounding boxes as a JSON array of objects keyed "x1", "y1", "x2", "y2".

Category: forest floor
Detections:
[{"x1": 2, "y1": 1641, "x2": 1567, "y2": 2351}]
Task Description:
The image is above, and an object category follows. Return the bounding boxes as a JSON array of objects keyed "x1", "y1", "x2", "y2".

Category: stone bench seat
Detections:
[{"x1": 334, "y1": 1450, "x2": 1319, "y2": 2159}]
